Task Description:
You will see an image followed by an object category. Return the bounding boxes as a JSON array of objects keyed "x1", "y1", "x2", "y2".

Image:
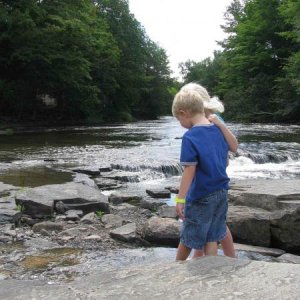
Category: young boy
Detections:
[
  {"x1": 172, "y1": 87, "x2": 232, "y2": 260},
  {"x1": 180, "y1": 82, "x2": 237, "y2": 258}
]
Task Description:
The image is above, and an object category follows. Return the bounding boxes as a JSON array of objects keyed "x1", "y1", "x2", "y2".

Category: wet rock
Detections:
[
  {"x1": 32, "y1": 221, "x2": 64, "y2": 233},
  {"x1": 72, "y1": 167, "x2": 100, "y2": 176},
  {"x1": 157, "y1": 205, "x2": 177, "y2": 219},
  {"x1": 80, "y1": 212, "x2": 99, "y2": 224},
  {"x1": 99, "y1": 167, "x2": 112, "y2": 172},
  {"x1": 94, "y1": 178, "x2": 124, "y2": 190},
  {"x1": 73, "y1": 173, "x2": 98, "y2": 188},
  {"x1": 108, "y1": 193, "x2": 142, "y2": 206},
  {"x1": 101, "y1": 214, "x2": 123, "y2": 229},
  {"x1": 110, "y1": 223, "x2": 137, "y2": 242},
  {"x1": 146, "y1": 189, "x2": 171, "y2": 198},
  {"x1": 142, "y1": 216, "x2": 180, "y2": 247},
  {"x1": 15, "y1": 182, "x2": 109, "y2": 218},
  {"x1": 277, "y1": 253, "x2": 300, "y2": 264},
  {"x1": 227, "y1": 205, "x2": 271, "y2": 247}
]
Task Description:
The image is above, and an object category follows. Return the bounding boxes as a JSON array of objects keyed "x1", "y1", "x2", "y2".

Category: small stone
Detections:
[
  {"x1": 146, "y1": 189, "x2": 171, "y2": 198},
  {"x1": 55, "y1": 201, "x2": 65, "y2": 214},
  {"x1": 32, "y1": 221, "x2": 64, "y2": 233},
  {"x1": 83, "y1": 235, "x2": 101, "y2": 241},
  {"x1": 80, "y1": 212, "x2": 99, "y2": 224}
]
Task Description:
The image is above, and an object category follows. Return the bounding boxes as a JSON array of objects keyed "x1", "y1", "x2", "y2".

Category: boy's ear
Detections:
[{"x1": 178, "y1": 110, "x2": 187, "y2": 116}]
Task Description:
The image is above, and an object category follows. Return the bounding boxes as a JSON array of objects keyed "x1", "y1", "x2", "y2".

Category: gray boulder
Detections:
[
  {"x1": 227, "y1": 205, "x2": 271, "y2": 247},
  {"x1": 110, "y1": 223, "x2": 137, "y2": 243},
  {"x1": 142, "y1": 216, "x2": 180, "y2": 247},
  {"x1": 270, "y1": 208, "x2": 300, "y2": 252}
]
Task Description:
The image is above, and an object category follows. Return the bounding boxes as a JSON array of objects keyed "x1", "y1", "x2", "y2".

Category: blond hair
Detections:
[
  {"x1": 172, "y1": 89, "x2": 204, "y2": 117},
  {"x1": 180, "y1": 82, "x2": 224, "y2": 113}
]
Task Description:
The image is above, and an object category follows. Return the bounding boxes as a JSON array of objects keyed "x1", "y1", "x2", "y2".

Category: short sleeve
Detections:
[{"x1": 180, "y1": 136, "x2": 198, "y2": 166}]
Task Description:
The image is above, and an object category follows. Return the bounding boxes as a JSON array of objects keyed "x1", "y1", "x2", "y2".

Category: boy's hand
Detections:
[
  {"x1": 176, "y1": 203, "x2": 185, "y2": 220},
  {"x1": 208, "y1": 114, "x2": 224, "y2": 128}
]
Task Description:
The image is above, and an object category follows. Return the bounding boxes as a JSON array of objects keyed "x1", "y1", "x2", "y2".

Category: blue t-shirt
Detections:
[{"x1": 180, "y1": 124, "x2": 229, "y2": 202}]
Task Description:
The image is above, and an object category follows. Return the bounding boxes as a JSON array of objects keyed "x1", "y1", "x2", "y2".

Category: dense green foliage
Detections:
[
  {"x1": 181, "y1": 0, "x2": 300, "y2": 123},
  {"x1": 0, "y1": 0, "x2": 175, "y2": 123}
]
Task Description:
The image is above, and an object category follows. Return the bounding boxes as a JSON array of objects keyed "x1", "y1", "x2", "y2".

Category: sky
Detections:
[{"x1": 128, "y1": 0, "x2": 232, "y2": 78}]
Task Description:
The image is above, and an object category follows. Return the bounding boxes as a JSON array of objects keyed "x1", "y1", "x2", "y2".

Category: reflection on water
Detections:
[{"x1": 0, "y1": 166, "x2": 73, "y2": 187}]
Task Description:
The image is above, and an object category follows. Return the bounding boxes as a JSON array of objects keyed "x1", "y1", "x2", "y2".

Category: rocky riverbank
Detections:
[{"x1": 0, "y1": 175, "x2": 299, "y2": 290}]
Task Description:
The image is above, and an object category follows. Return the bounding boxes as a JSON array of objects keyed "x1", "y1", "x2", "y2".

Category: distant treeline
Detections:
[
  {"x1": 180, "y1": 0, "x2": 300, "y2": 123},
  {"x1": 0, "y1": 0, "x2": 177, "y2": 124}
]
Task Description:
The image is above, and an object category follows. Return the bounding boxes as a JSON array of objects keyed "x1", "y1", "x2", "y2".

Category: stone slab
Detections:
[
  {"x1": 230, "y1": 179, "x2": 300, "y2": 211},
  {"x1": 0, "y1": 256, "x2": 299, "y2": 299},
  {"x1": 15, "y1": 182, "x2": 109, "y2": 217}
]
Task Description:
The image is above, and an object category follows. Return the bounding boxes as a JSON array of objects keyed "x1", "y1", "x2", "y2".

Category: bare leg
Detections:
[
  {"x1": 220, "y1": 227, "x2": 235, "y2": 258},
  {"x1": 204, "y1": 242, "x2": 218, "y2": 256},
  {"x1": 192, "y1": 249, "x2": 204, "y2": 259},
  {"x1": 176, "y1": 242, "x2": 192, "y2": 261}
]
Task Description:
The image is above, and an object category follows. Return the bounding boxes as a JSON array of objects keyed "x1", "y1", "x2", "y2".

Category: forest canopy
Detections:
[
  {"x1": 0, "y1": 0, "x2": 299, "y2": 124},
  {"x1": 0, "y1": 0, "x2": 175, "y2": 123},
  {"x1": 180, "y1": 0, "x2": 300, "y2": 123}
]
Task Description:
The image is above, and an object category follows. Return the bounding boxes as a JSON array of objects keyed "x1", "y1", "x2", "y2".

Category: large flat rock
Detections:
[
  {"x1": 230, "y1": 179, "x2": 300, "y2": 211},
  {"x1": 0, "y1": 256, "x2": 299, "y2": 299},
  {"x1": 15, "y1": 182, "x2": 109, "y2": 218}
]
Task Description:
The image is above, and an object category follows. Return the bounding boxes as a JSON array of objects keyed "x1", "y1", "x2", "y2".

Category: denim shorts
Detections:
[{"x1": 180, "y1": 189, "x2": 228, "y2": 250}]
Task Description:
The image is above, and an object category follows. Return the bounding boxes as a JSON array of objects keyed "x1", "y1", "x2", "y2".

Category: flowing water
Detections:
[{"x1": 0, "y1": 117, "x2": 299, "y2": 188}]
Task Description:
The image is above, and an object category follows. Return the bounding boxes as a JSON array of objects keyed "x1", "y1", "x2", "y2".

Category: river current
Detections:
[{"x1": 0, "y1": 117, "x2": 299, "y2": 190}]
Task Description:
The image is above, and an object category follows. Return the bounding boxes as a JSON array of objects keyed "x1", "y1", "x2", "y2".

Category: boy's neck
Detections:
[{"x1": 190, "y1": 113, "x2": 210, "y2": 127}]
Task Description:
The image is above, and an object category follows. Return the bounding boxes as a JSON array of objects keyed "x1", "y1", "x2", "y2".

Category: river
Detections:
[
  {"x1": 0, "y1": 117, "x2": 299, "y2": 190},
  {"x1": 0, "y1": 117, "x2": 299, "y2": 279}
]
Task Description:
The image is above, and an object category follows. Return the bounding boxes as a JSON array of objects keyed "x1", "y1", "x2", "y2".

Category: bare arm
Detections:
[
  {"x1": 176, "y1": 165, "x2": 196, "y2": 220},
  {"x1": 208, "y1": 114, "x2": 238, "y2": 153}
]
